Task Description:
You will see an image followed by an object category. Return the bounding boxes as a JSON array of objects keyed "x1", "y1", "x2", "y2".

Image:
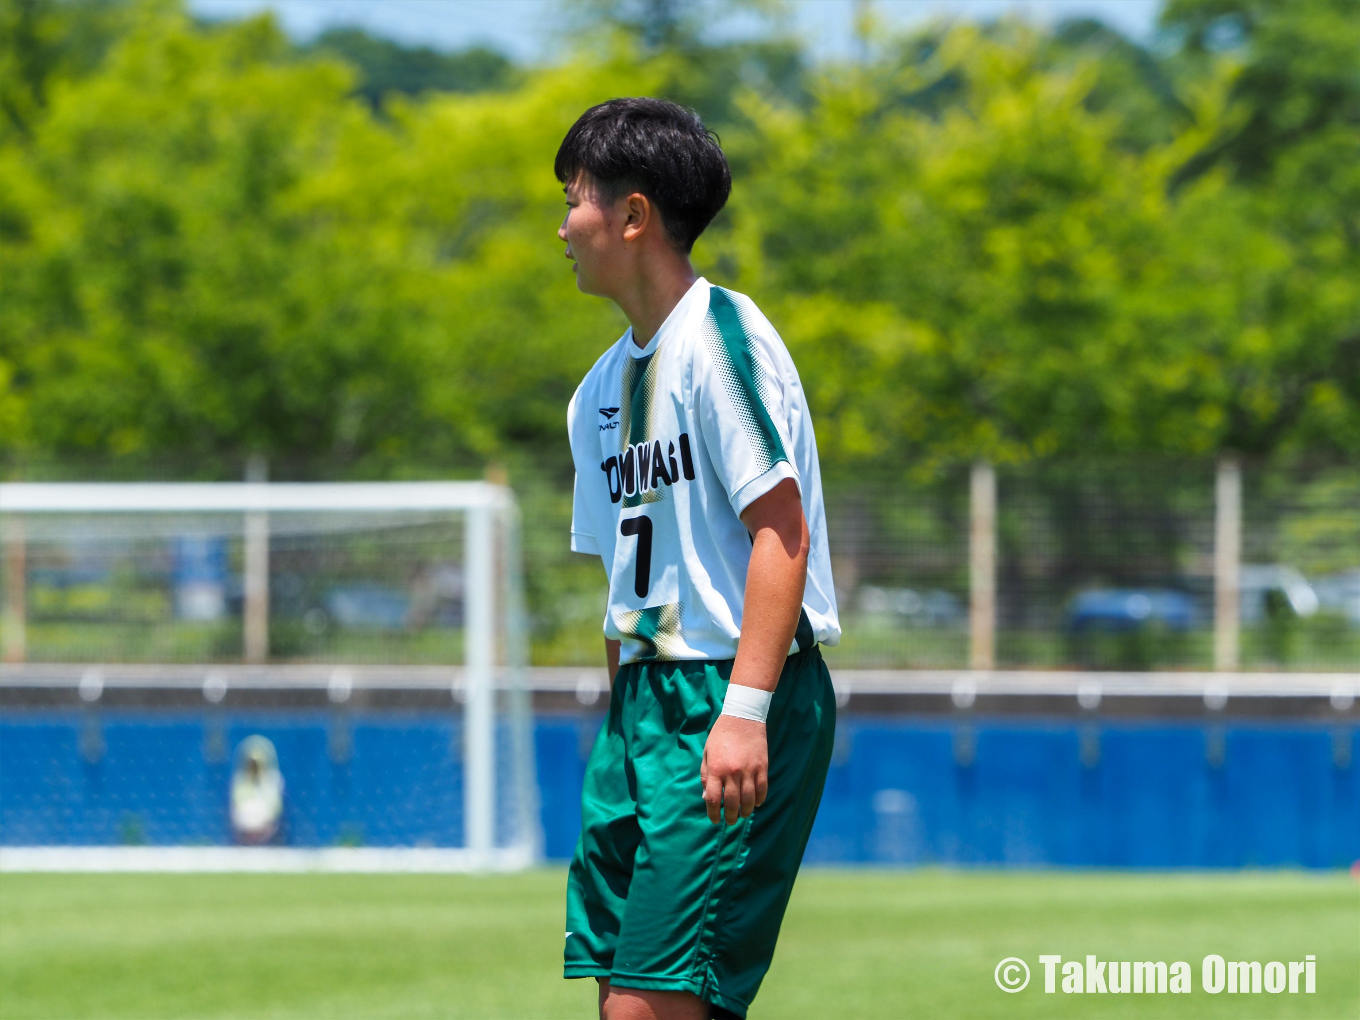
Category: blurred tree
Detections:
[
  {"x1": 0, "y1": 0, "x2": 1356, "y2": 485},
  {"x1": 1163, "y1": 0, "x2": 1360, "y2": 183},
  {"x1": 569, "y1": 0, "x2": 807, "y2": 124},
  {"x1": 0, "y1": 0, "x2": 133, "y2": 141},
  {"x1": 1043, "y1": 17, "x2": 1192, "y2": 152},
  {"x1": 573, "y1": 0, "x2": 786, "y2": 52},
  {"x1": 1159, "y1": 0, "x2": 1360, "y2": 456},
  {"x1": 302, "y1": 28, "x2": 514, "y2": 109},
  {"x1": 728, "y1": 26, "x2": 1192, "y2": 468},
  {"x1": 0, "y1": 8, "x2": 436, "y2": 475},
  {"x1": 725, "y1": 15, "x2": 1360, "y2": 469},
  {"x1": 0, "y1": 4, "x2": 649, "y2": 479}
]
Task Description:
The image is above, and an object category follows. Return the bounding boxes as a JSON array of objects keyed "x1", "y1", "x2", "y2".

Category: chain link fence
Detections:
[
  {"x1": 517, "y1": 460, "x2": 1360, "y2": 671},
  {"x1": 2, "y1": 461, "x2": 1356, "y2": 671}
]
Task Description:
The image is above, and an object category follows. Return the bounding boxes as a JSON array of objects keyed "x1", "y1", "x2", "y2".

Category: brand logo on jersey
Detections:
[
  {"x1": 598, "y1": 407, "x2": 620, "y2": 432},
  {"x1": 601, "y1": 433, "x2": 697, "y2": 504}
]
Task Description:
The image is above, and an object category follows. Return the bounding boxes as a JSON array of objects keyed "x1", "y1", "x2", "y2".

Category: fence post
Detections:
[
  {"x1": 503, "y1": 498, "x2": 542, "y2": 860},
  {"x1": 2, "y1": 517, "x2": 25, "y2": 663},
  {"x1": 464, "y1": 500, "x2": 495, "y2": 859},
  {"x1": 969, "y1": 461, "x2": 996, "y2": 671},
  {"x1": 243, "y1": 456, "x2": 269, "y2": 663},
  {"x1": 1214, "y1": 455, "x2": 1241, "y2": 671}
]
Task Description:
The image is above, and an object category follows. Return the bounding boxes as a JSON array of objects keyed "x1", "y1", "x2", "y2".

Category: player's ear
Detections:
[{"x1": 621, "y1": 192, "x2": 651, "y2": 242}]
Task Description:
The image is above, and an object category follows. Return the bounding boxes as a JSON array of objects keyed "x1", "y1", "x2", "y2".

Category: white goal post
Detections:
[{"x1": 0, "y1": 482, "x2": 539, "y2": 872}]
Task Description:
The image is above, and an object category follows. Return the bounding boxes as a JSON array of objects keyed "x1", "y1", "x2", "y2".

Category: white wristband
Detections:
[{"x1": 721, "y1": 683, "x2": 772, "y2": 723}]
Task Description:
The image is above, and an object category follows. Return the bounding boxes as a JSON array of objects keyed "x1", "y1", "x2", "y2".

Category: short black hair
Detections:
[{"x1": 555, "y1": 97, "x2": 731, "y2": 253}]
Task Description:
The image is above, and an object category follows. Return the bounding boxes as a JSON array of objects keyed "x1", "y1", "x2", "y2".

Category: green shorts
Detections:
[{"x1": 564, "y1": 646, "x2": 836, "y2": 1018}]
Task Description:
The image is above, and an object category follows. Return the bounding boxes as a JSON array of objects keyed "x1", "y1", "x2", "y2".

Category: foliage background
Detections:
[{"x1": 3, "y1": 0, "x2": 1357, "y2": 478}]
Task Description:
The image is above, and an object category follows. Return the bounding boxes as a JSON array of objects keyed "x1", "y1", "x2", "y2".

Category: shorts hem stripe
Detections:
[
  {"x1": 564, "y1": 965, "x2": 611, "y2": 979},
  {"x1": 606, "y1": 973, "x2": 702, "y2": 994}
]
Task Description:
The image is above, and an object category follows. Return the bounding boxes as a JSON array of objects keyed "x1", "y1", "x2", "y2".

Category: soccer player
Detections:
[{"x1": 557, "y1": 98, "x2": 840, "y2": 1020}]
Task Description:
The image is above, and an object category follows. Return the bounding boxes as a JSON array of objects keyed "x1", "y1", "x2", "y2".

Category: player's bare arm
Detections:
[{"x1": 701, "y1": 479, "x2": 809, "y2": 825}]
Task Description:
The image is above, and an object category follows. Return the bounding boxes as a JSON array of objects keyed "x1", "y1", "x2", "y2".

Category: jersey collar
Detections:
[{"x1": 625, "y1": 277, "x2": 709, "y2": 359}]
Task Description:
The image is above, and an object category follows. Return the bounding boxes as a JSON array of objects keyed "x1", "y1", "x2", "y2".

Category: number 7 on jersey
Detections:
[{"x1": 619, "y1": 515, "x2": 652, "y2": 598}]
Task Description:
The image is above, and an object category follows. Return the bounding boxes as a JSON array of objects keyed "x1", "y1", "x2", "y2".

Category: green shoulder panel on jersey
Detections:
[
  {"x1": 620, "y1": 352, "x2": 654, "y2": 450},
  {"x1": 620, "y1": 351, "x2": 663, "y2": 508},
  {"x1": 703, "y1": 289, "x2": 788, "y2": 476}
]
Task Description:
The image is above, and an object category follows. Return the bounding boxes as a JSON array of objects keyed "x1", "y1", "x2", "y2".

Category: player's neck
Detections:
[{"x1": 614, "y1": 256, "x2": 698, "y2": 349}]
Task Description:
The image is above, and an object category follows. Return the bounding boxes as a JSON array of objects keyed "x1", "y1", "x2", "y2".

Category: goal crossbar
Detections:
[{"x1": 0, "y1": 481, "x2": 511, "y2": 514}]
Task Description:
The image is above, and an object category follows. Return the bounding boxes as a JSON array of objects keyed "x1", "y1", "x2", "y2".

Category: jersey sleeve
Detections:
[
  {"x1": 566, "y1": 387, "x2": 602, "y2": 556},
  {"x1": 695, "y1": 289, "x2": 800, "y2": 517},
  {"x1": 570, "y1": 472, "x2": 600, "y2": 555}
]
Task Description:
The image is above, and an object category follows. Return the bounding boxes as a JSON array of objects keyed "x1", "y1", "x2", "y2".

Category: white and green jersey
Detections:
[{"x1": 568, "y1": 278, "x2": 840, "y2": 666}]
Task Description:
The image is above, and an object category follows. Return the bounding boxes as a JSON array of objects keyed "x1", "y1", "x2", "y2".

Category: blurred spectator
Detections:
[{"x1": 231, "y1": 737, "x2": 284, "y2": 845}]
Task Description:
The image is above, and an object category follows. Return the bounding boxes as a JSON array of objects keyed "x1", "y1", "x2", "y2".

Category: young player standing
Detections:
[{"x1": 557, "y1": 98, "x2": 840, "y2": 1020}]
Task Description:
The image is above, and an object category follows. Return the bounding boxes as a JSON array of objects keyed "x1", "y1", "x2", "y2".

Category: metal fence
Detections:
[
  {"x1": 823, "y1": 459, "x2": 1358, "y2": 671},
  {"x1": 518, "y1": 458, "x2": 1359, "y2": 671},
  {"x1": 1, "y1": 460, "x2": 1356, "y2": 671}
]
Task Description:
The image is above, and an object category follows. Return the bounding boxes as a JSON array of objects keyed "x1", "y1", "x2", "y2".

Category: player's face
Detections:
[{"x1": 559, "y1": 174, "x2": 627, "y2": 298}]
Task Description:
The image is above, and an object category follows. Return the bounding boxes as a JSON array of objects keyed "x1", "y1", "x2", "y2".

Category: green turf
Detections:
[{"x1": 0, "y1": 869, "x2": 1355, "y2": 1019}]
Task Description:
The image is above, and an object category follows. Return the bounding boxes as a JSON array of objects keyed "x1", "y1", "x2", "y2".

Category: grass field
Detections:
[{"x1": 1, "y1": 869, "x2": 1356, "y2": 1019}]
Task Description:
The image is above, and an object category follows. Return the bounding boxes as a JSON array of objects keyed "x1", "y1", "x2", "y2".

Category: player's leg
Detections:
[
  {"x1": 566, "y1": 671, "x2": 643, "y2": 983},
  {"x1": 702, "y1": 646, "x2": 837, "y2": 1008},
  {"x1": 601, "y1": 659, "x2": 746, "y2": 1004},
  {"x1": 597, "y1": 979, "x2": 708, "y2": 1020},
  {"x1": 571, "y1": 664, "x2": 757, "y2": 1020}
]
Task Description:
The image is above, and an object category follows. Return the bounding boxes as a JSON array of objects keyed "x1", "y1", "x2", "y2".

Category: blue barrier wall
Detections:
[{"x1": 2, "y1": 712, "x2": 1355, "y2": 867}]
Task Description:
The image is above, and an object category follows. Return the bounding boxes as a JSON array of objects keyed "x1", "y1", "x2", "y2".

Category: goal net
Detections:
[{"x1": 0, "y1": 482, "x2": 540, "y2": 871}]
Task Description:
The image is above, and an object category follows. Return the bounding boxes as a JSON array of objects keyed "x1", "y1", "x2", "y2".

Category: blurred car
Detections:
[
  {"x1": 1238, "y1": 565, "x2": 1318, "y2": 622},
  {"x1": 1312, "y1": 569, "x2": 1360, "y2": 626},
  {"x1": 857, "y1": 586, "x2": 964, "y2": 626},
  {"x1": 1065, "y1": 589, "x2": 1199, "y2": 632},
  {"x1": 322, "y1": 584, "x2": 410, "y2": 630},
  {"x1": 288, "y1": 573, "x2": 463, "y2": 636}
]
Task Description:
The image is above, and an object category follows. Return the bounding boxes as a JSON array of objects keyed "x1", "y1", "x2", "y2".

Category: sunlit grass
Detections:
[{"x1": 1, "y1": 869, "x2": 1354, "y2": 1019}]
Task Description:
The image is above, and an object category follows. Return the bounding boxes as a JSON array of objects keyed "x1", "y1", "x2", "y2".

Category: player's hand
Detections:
[{"x1": 700, "y1": 715, "x2": 769, "y2": 825}]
